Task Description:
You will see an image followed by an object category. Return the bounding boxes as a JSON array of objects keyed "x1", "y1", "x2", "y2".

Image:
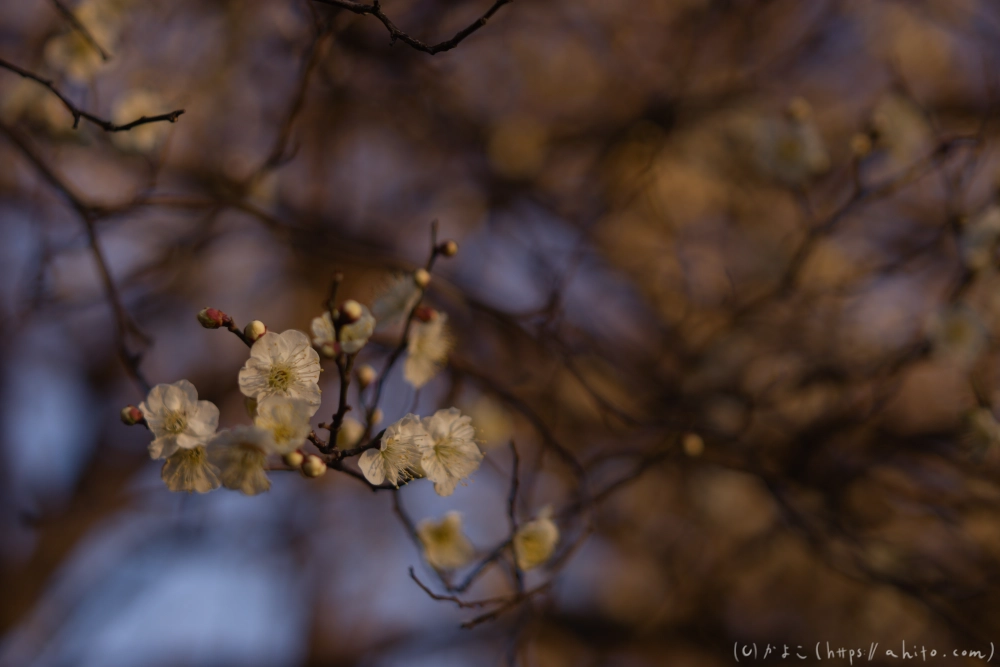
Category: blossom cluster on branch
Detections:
[{"x1": 120, "y1": 232, "x2": 560, "y2": 593}]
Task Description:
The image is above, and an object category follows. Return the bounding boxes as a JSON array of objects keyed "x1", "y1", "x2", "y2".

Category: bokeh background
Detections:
[{"x1": 3, "y1": 0, "x2": 1000, "y2": 664}]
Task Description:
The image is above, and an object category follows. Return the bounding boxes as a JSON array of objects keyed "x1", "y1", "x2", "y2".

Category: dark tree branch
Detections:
[
  {"x1": 0, "y1": 58, "x2": 184, "y2": 132},
  {"x1": 312, "y1": 0, "x2": 511, "y2": 55}
]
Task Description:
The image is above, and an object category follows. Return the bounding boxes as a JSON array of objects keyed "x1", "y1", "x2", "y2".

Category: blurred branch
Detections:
[
  {"x1": 312, "y1": 0, "x2": 511, "y2": 54},
  {"x1": 256, "y1": 23, "x2": 334, "y2": 174},
  {"x1": 0, "y1": 58, "x2": 183, "y2": 131},
  {"x1": 49, "y1": 0, "x2": 111, "y2": 61},
  {"x1": 0, "y1": 123, "x2": 151, "y2": 394}
]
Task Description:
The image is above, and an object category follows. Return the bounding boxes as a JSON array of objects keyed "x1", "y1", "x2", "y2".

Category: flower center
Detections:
[
  {"x1": 267, "y1": 364, "x2": 294, "y2": 392},
  {"x1": 163, "y1": 411, "x2": 188, "y2": 434},
  {"x1": 272, "y1": 423, "x2": 295, "y2": 445},
  {"x1": 176, "y1": 446, "x2": 205, "y2": 464}
]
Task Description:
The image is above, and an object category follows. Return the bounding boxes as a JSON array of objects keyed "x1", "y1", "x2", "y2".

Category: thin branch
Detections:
[
  {"x1": 0, "y1": 58, "x2": 184, "y2": 132},
  {"x1": 50, "y1": 0, "x2": 111, "y2": 61},
  {"x1": 410, "y1": 568, "x2": 551, "y2": 630},
  {"x1": 312, "y1": 0, "x2": 511, "y2": 55},
  {"x1": 507, "y1": 440, "x2": 524, "y2": 593},
  {"x1": 409, "y1": 568, "x2": 512, "y2": 609},
  {"x1": 460, "y1": 582, "x2": 552, "y2": 629},
  {"x1": 255, "y1": 22, "x2": 334, "y2": 174},
  {"x1": 0, "y1": 123, "x2": 151, "y2": 395},
  {"x1": 450, "y1": 538, "x2": 511, "y2": 593}
]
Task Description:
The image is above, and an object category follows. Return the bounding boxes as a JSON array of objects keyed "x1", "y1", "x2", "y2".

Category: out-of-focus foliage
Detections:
[{"x1": 2, "y1": 0, "x2": 1000, "y2": 665}]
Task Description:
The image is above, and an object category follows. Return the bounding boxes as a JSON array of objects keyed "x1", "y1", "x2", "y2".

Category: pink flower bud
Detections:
[
  {"x1": 414, "y1": 306, "x2": 436, "y2": 323},
  {"x1": 197, "y1": 307, "x2": 230, "y2": 329},
  {"x1": 244, "y1": 320, "x2": 267, "y2": 342},
  {"x1": 120, "y1": 405, "x2": 144, "y2": 426}
]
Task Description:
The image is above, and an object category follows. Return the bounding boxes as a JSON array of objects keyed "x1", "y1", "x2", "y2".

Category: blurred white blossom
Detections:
[
  {"x1": 161, "y1": 446, "x2": 220, "y2": 494},
  {"x1": 0, "y1": 80, "x2": 75, "y2": 136},
  {"x1": 208, "y1": 425, "x2": 276, "y2": 495},
  {"x1": 927, "y1": 305, "x2": 986, "y2": 368},
  {"x1": 239, "y1": 330, "x2": 321, "y2": 415},
  {"x1": 419, "y1": 408, "x2": 482, "y2": 497},
  {"x1": 404, "y1": 310, "x2": 453, "y2": 388},
  {"x1": 253, "y1": 396, "x2": 313, "y2": 455},
  {"x1": 336, "y1": 417, "x2": 365, "y2": 449},
  {"x1": 372, "y1": 274, "x2": 421, "y2": 330},
  {"x1": 43, "y1": 0, "x2": 119, "y2": 83},
  {"x1": 139, "y1": 380, "x2": 219, "y2": 460},
  {"x1": 744, "y1": 100, "x2": 829, "y2": 187},
  {"x1": 110, "y1": 89, "x2": 172, "y2": 153},
  {"x1": 311, "y1": 304, "x2": 375, "y2": 356},
  {"x1": 358, "y1": 414, "x2": 424, "y2": 487},
  {"x1": 514, "y1": 508, "x2": 559, "y2": 571},
  {"x1": 417, "y1": 511, "x2": 475, "y2": 570}
]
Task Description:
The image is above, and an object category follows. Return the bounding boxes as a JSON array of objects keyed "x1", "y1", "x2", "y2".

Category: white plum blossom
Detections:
[
  {"x1": 208, "y1": 425, "x2": 277, "y2": 496},
  {"x1": 513, "y1": 508, "x2": 559, "y2": 571},
  {"x1": 253, "y1": 396, "x2": 313, "y2": 455},
  {"x1": 239, "y1": 330, "x2": 322, "y2": 416},
  {"x1": 372, "y1": 274, "x2": 422, "y2": 330},
  {"x1": 161, "y1": 446, "x2": 221, "y2": 494},
  {"x1": 358, "y1": 414, "x2": 425, "y2": 487},
  {"x1": 139, "y1": 380, "x2": 219, "y2": 460},
  {"x1": 311, "y1": 304, "x2": 376, "y2": 356},
  {"x1": 417, "y1": 511, "x2": 475, "y2": 570},
  {"x1": 404, "y1": 310, "x2": 453, "y2": 389},
  {"x1": 418, "y1": 408, "x2": 482, "y2": 497}
]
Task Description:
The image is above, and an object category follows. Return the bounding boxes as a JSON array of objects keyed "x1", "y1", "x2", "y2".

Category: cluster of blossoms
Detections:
[
  {"x1": 416, "y1": 509, "x2": 560, "y2": 573},
  {"x1": 121, "y1": 237, "x2": 561, "y2": 577}
]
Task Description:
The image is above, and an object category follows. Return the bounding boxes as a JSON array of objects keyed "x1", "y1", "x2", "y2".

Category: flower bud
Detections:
[
  {"x1": 341, "y1": 299, "x2": 363, "y2": 323},
  {"x1": 283, "y1": 451, "x2": 304, "y2": 468},
  {"x1": 371, "y1": 407, "x2": 384, "y2": 425},
  {"x1": 302, "y1": 454, "x2": 327, "y2": 478},
  {"x1": 439, "y1": 240, "x2": 459, "y2": 257},
  {"x1": 244, "y1": 320, "x2": 267, "y2": 342},
  {"x1": 414, "y1": 306, "x2": 435, "y2": 323},
  {"x1": 413, "y1": 268, "x2": 431, "y2": 289},
  {"x1": 120, "y1": 405, "x2": 144, "y2": 426},
  {"x1": 197, "y1": 307, "x2": 229, "y2": 329},
  {"x1": 682, "y1": 432, "x2": 704, "y2": 457},
  {"x1": 356, "y1": 364, "x2": 377, "y2": 389}
]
